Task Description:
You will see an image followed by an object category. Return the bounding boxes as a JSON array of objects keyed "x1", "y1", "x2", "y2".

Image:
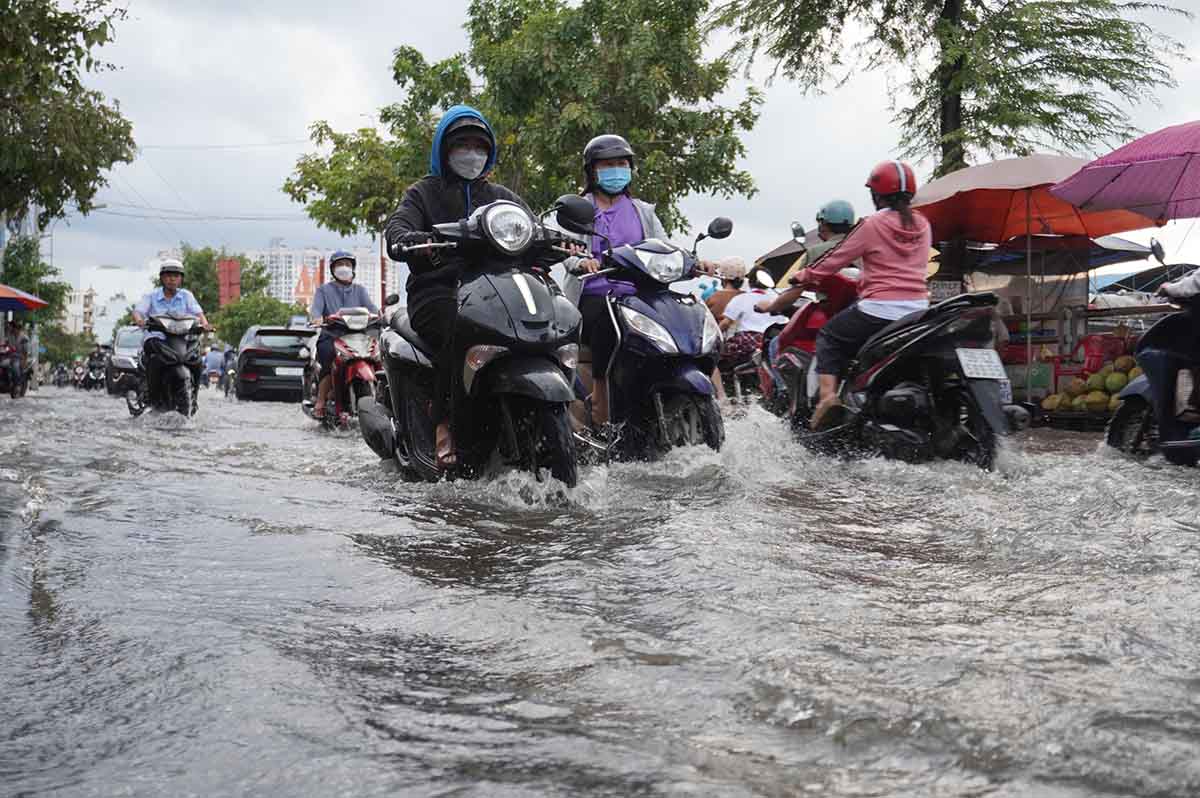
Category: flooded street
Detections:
[{"x1": 3, "y1": 387, "x2": 1200, "y2": 797}]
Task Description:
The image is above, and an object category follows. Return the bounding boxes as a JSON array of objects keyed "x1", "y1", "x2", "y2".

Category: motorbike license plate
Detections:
[
  {"x1": 276, "y1": 367, "x2": 303, "y2": 376},
  {"x1": 956, "y1": 348, "x2": 1007, "y2": 380}
]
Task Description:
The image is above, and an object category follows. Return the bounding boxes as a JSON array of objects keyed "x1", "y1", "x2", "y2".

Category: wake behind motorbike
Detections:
[
  {"x1": 126, "y1": 315, "x2": 204, "y2": 417},
  {"x1": 301, "y1": 308, "x2": 384, "y2": 429},
  {"x1": 788, "y1": 290, "x2": 1018, "y2": 470},
  {"x1": 376, "y1": 198, "x2": 583, "y2": 486},
  {"x1": 558, "y1": 195, "x2": 730, "y2": 461},
  {"x1": 1107, "y1": 290, "x2": 1200, "y2": 465}
]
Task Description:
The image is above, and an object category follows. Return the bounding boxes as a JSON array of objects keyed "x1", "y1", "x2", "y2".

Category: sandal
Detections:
[{"x1": 435, "y1": 423, "x2": 457, "y2": 469}]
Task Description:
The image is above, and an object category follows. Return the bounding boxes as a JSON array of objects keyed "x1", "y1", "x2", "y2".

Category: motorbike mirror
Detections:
[
  {"x1": 384, "y1": 292, "x2": 401, "y2": 307},
  {"x1": 754, "y1": 269, "x2": 774, "y2": 289},
  {"x1": 790, "y1": 221, "x2": 805, "y2": 240},
  {"x1": 555, "y1": 194, "x2": 596, "y2": 235},
  {"x1": 707, "y1": 217, "x2": 733, "y2": 240},
  {"x1": 1151, "y1": 238, "x2": 1166, "y2": 265}
]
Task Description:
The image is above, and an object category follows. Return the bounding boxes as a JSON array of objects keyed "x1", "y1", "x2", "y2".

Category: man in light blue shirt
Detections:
[{"x1": 132, "y1": 258, "x2": 211, "y2": 402}]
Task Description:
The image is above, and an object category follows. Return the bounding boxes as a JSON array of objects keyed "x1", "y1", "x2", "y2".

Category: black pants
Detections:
[
  {"x1": 410, "y1": 298, "x2": 457, "y2": 423},
  {"x1": 815, "y1": 304, "x2": 892, "y2": 378},
  {"x1": 579, "y1": 294, "x2": 619, "y2": 377}
]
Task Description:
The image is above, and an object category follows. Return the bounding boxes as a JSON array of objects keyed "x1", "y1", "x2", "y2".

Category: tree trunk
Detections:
[{"x1": 936, "y1": 0, "x2": 967, "y2": 176}]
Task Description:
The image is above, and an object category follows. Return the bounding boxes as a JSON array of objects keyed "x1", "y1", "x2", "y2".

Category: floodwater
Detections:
[{"x1": 3, "y1": 387, "x2": 1199, "y2": 797}]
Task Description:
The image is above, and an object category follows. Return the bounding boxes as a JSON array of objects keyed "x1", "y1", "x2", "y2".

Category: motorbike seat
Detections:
[
  {"x1": 389, "y1": 311, "x2": 436, "y2": 356},
  {"x1": 859, "y1": 292, "x2": 1000, "y2": 354}
]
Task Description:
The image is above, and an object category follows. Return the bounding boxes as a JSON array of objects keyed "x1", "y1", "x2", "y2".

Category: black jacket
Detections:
[{"x1": 384, "y1": 175, "x2": 529, "y2": 313}]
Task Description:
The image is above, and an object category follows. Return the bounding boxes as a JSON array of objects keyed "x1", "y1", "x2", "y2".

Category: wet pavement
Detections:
[{"x1": 3, "y1": 387, "x2": 1199, "y2": 797}]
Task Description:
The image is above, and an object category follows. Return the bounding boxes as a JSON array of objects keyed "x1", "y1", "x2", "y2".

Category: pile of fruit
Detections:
[{"x1": 1041, "y1": 355, "x2": 1142, "y2": 415}]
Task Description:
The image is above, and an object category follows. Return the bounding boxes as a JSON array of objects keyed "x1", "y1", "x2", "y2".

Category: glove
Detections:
[{"x1": 396, "y1": 232, "x2": 433, "y2": 246}]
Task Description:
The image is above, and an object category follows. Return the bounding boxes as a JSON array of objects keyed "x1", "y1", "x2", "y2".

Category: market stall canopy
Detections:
[
  {"x1": 1050, "y1": 120, "x2": 1200, "y2": 222},
  {"x1": 0, "y1": 282, "x2": 49, "y2": 312},
  {"x1": 971, "y1": 235, "x2": 1152, "y2": 277},
  {"x1": 1098, "y1": 262, "x2": 1198, "y2": 294},
  {"x1": 912, "y1": 155, "x2": 1156, "y2": 244},
  {"x1": 754, "y1": 238, "x2": 805, "y2": 283}
]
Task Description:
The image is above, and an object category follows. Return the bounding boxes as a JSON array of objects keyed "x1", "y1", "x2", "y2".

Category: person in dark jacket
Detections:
[{"x1": 383, "y1": 105, "x2": 530, "y2": 469}]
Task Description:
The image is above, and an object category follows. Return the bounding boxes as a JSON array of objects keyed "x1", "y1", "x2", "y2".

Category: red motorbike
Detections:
[
  {"x1": 756, "y1": 273, "x2": 859, "y2": 419},
  {"x1": 301, "y1": 307, "x2": 384, "y2": 429}
]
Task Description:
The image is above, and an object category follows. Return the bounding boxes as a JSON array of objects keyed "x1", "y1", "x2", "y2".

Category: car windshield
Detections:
[
  {"x1": 116, "y1": 330, "x2": 143, "y2": 348},
  {"x1": 257, "y1": 334, "x2": 308, "y2": 349}
]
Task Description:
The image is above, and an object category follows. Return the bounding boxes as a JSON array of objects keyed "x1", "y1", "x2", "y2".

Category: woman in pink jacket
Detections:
[{"x1": 790, "y1": 161, "x2": 932, "y2": 428}]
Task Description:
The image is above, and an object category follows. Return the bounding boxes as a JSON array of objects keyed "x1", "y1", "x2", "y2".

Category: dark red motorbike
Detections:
[
  {"x1": 301, "y1": 307, "x2": 384, "y2": 429},
  {"x1": 756, "y1": 273, "x2": 859, "y2": 418}
]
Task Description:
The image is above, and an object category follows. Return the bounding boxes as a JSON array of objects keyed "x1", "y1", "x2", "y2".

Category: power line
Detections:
[
  {"x1": 137, "y1": 153, "x2": 221, "y2": 242},
  {"x1": 94, "y1": 209, "x2": 311, "y2": 222},
  {"x1": 136, "y1": 139, "x2": 310, "y2": 151},
  {"x1": 112, "y1": 172, "x2": 185, "y2": 243}
]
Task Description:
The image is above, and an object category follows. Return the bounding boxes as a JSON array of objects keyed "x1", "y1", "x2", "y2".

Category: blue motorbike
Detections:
[
  {"x1": 558, "y1": 195, "x2": 731, "y2": 461},
  {"x1": 1107, "y1": 288, "x2": 1200, "y2": 465}
]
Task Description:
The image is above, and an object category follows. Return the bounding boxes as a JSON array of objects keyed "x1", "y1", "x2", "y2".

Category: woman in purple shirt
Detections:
[{"x1": 561, "y1": 135, "x2": 677, "y2": 431}]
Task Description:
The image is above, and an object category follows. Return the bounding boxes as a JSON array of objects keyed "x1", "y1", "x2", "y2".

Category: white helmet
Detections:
[{"x1": 159, "y1": 258, "x2": 185, "y2": 276}]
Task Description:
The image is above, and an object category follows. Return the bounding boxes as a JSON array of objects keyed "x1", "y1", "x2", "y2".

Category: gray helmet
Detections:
[{"x1": 159, "y1": 258, "x2": 185, "y2": 277}]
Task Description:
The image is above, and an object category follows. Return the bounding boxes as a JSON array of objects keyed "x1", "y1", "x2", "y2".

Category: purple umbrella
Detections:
[{"x1": 1050, "y1": 120, "x2": 1200, "y2": 222}]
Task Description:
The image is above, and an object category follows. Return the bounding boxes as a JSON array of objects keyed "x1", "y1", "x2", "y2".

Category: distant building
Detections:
[
  {"x1": 293, "y1": 262, "x2": 321, "y2": 311},
  {"x1": 63, "y1": 287, "x2": 97, "y2": 335},
  {"x1": 217, "y1": 258, "x2": 241, "y2": 307},
  {"x1": 93, "y1": 292, "x2": 134, "y2": 343},
  {"x1": 246, "y1": 239, "x2": 322, "y2": 305}
]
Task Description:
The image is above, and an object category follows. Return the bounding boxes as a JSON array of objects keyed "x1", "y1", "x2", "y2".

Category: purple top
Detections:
[{"x1": 584, "y1": 194, "x2": 643, "y2": 297}]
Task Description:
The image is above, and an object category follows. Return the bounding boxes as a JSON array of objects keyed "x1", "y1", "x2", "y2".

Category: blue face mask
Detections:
[{"x1": 596, "y1": 166, "x2": 632, "y2": 195}]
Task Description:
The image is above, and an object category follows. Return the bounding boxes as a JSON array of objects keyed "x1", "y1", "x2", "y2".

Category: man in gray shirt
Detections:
[{"x1": 309, "y1": 250, "x2": 379, "y2": 418}]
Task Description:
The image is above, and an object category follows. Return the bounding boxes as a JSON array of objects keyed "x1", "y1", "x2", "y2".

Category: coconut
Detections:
[
  {"x1": 1109, "y1": 394, "x2": 1122, "y2": 412},
  {"x1": 1105, "y1": 372, "x2": 1128, "y2": 393},
  {"x1": 1042, "y1": 394, "x2": 1063, "y2": 411},
  {"x1": 1114, "y1": 355, "x2": 1136, "y2": 373},
  {"x1": 1098, "y1": 363, "x2": 1115, "y2": 378},
  {"x1": 1086, "y1": 373, "x2": 1108, "y2": 392},
  {"x1": 1086, "y1": 390, "x2": 1110, "y2": 413},
  {"x1": 1072, "y1": 395, "x2": 1090, "y2": 412},
  {"x1": 1065, "y1": 377, "x2": 1088, "y2": 397},
  {"x1": 1129, "y1": 366, "x2": 1143, "y2": 380}
]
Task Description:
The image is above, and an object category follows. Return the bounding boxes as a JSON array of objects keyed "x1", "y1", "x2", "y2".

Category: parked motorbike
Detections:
[
  {"x1": 126, "y1": 315, "x2": 204, "y2": 417},
  {"x1": 377, "y1": 198, "x2": 583, "y2": 485},
  {"x1": 787, "y1": 291, "x2": 1017, "y2": 470},
  {"x1": 0, "y1": 345, "x2": 28, "y2": 398},
  {"x1": 1107, "y1": 291, "x2": 1200, "y2": 465},
  {"x1": 559, "y1": 194, "x2": 731, "y2": 461},
  {"x1": 301, "y1": 308, "x2": 385, "y2": 429}
]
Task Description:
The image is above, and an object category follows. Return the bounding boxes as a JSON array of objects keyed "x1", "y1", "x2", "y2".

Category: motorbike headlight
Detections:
[
  {"x1": 298, "y1": 346, "x2": 310, "y2": 359},
  {"x1": 556, "y1": 343, "x2": 579, "y2": 370},
  {"x1": 701, "y1": 308, "x2": 721, "y2": 353},
  {"x1": 636, "y1": 249, "x2": 685, "y2": 283},
  {"x1": 618, "y1": 306, "x2": 678, "y2": 354},
  {"x1": 483, "y1": 202, "x2": 534, "y2": 255},
  {"x1": 463, "y1": 344, "x2": 509, "y2": 392}
]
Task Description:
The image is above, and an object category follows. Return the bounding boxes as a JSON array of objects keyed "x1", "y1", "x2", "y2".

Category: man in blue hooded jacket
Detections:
[{"x1": 384, "y1": 105, "x2": 531, "y2": 468}]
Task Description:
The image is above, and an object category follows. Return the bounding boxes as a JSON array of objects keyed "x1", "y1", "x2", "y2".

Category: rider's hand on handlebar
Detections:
[
  {"x1": 577, "y1": 257, "x2": 602, "y2": 274},
  {"x1": 1156, "y1": 284, "x2": 1173, "y2": 299},
  {"x1": 696, "y1": 259, "x2": 718, "y2": 276}
]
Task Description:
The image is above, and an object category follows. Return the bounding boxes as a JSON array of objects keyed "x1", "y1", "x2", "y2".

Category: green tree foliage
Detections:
[
  {"x1": 239, "y1": 258, "x2": 270, "y2": 297},
  {"x1": 39, "y1": 324, "x2": 95, "y2": 364},
  {"x1": 284, "y1": 0, "x2": 761, "y2": 236},
  {"x1": 212, "y1": 294, "x2": 304, "y2": 348},
  {"x1": 0, "y1": 236, "x2": 71, "y2": 324},
  {"x1": 709, "y1": 0, "x2": 1189, "y2": 175},
  {"x1": 0, "y1": 0, "x2": 136, "y2": 228}
]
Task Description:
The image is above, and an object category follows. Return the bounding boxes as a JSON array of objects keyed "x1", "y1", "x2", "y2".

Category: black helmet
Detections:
[
  {"x1": 443, "y1": 116, "x2": 492, "y2": 149},
  {"x1": 583, "y1": 134, "x2": 635, "y2": 177}
]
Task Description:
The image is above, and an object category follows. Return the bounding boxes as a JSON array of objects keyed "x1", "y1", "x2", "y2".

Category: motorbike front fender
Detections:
[
  {"x1": 649, "y1": 363, "x2": 715, "y2": 397},
  {"x1": 482, "y1": 357, "x2": 574, "y2": 403},
  {"x1": 167, "y1": 364, "x2": 192, "y2": 387},
  {"x1": 345, "y1": 359, "x2": 377, "y2": 386},
  {"x1": 1118, "y1": 373, "x2": 1151, "y2": 401},
  {"x1": 966, "y1": 378, "x2": 1010, "y2": 436}
]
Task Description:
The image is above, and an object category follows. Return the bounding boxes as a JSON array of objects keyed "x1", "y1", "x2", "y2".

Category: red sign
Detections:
[{"x1": 217, "y1": 258, "x2": 241, "y2": 307}]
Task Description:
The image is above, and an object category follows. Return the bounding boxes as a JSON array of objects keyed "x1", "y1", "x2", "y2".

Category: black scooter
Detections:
[
  {"x1": 376, "y1": 198, "x2": 583, "y2": 486},
  {"x1": 1107, "y1": 289, "x2": 1200, "y2": 465},
  {"x1": 126, "y1": 315, "x2": 204, "y2": 417},
  {"x1": 794, "y1": 293, "x2": 1017, "y2": 470},
  {"x1": 557, "y1": 194, "x2": 731, "y2": 461}
]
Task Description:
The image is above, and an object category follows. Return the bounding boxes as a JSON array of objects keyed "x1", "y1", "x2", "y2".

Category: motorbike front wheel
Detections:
[
  {"x1": 171, "y1": 371, "x2": 193, "y2": 416},
  {"x1": 659, "y1": 394, "x2": 724, "y2": 453},
  {"x1": 1106, "y1": 396, "x2": 1158, "y2": 461},
  {"x1": 532, "y1": 403, "x2": 578, "y2": 487}
]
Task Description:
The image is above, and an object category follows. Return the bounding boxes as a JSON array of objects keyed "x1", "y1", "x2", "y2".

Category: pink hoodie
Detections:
[{"x1": 798, "y1": 209, "x2": 932, "y2": 301}]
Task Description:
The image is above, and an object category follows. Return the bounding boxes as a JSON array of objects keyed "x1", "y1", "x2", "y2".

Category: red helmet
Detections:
[{"x1": 866, "y1": 161, "x2": 917, "y2": 197}]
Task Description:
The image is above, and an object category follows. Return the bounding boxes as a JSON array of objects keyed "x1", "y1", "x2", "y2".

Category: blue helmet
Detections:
[
  {"x1": 816, "y1": 200, "x2": 856, "y2": 227},
  {"x1": 328, "y1": 250, "x2": 356, "y2": 278}
]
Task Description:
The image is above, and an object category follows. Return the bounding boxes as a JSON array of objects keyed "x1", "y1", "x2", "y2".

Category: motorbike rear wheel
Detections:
[
  {"x1": 955, "y1": 389, "x2": 997, "y2": 471},
  {"x1": 1106, "y1": 396, "x2": 1158, "y2": 461}
]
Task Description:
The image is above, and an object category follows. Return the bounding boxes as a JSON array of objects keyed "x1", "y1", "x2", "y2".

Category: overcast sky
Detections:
[{"x1": 50, "y1": 1, "x2": 1200, "y2": 289}]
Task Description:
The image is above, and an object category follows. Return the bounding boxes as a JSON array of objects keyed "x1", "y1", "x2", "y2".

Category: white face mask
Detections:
[
  {"x1": 333, "y1": 265, "x2": 354, "y2": 282},
  {"x1": 448, "y1": 148, "x2": 489, "y2": 180}
]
